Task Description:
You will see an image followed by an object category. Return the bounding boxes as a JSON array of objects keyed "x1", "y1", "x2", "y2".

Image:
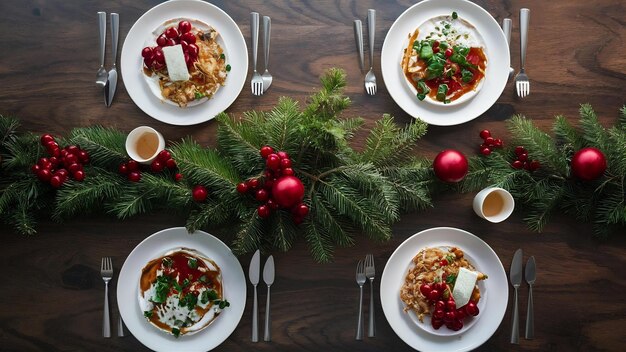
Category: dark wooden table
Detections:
[{"x1": 1, "y1": 0, "x2": 625, "y2": 351}]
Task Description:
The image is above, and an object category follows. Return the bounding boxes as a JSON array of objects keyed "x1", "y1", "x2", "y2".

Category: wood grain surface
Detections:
[{"x1": 1, "y1": 0, "x2": 625, "y2": 351}]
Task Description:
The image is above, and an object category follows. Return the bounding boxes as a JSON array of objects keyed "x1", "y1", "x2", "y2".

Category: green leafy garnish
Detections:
[
  {"x1": 162, "y1": 257, "x2": 172, "y2": 267},
  {"x1": 199, "y1": 275, "x2": 208, "y2": 283},
  {"x1": 445, "y1": 254, "x2": 456, "y2": 263},
  {"x1": 188, "y1": 258, "x2": 198, "y2": 269},
  {"x1": 194, "y1": 92, "x2": 205, "y2": 100},
  {"x1": 436, "y1": 84, "x2": 449, "y2": 102},
  {"x1": 220, "y1": 53, "x2": 225, "y2": 60},
  {"x1": 217, "y1": 300, "x2": 230, "y2": 309},
  {"x1": 461, "y1": 69, "x2": 474, "y2": 83},
  {"x1": 152, "y1": 275, "x2": 172, "y2": 303},
  {"x1": 416, "y1": 80, "x2": 431, "y2": 101},
  {"x1": 172, "y1": 328, "x2": 180, "y2": 338},
  {"x1": 446, "y1": 273, "x2": 457, "y2": 285},
  {"x1": 452, "y1": 11, "x2": 458, "y2": 20},
  {"x1": 144, "y1": 310, "x2": 153, "y2": 318},
  {"x1": 225, "y1": 64, "x2": 231, "y2": 72},
  {"x1": 179, "y1": 292, "x2": 198, "y2": 310},
  {"x1": 438, "y1": 41, "x2": 449, "y2": 50},
  {"x1": 419, "y1": 43, "x2": 433, "y2": 60}
]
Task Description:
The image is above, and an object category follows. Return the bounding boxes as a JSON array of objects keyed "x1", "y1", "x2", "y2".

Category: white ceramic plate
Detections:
[
  {"x1": 380, "y1": 227, "x2": 508, "y2": 352},
  {"x1": 117, "y1": 227, "x2": 246, "y2": 352},
  {"x1": 121, "y1": 0, "x2": 247, "y2": 126},
  {"x1": 381, "y1": 0, "x2": 510, "y2": 126}
]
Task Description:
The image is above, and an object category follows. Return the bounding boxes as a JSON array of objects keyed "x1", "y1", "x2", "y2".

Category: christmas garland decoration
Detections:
[{"x1": 0, "y1": 67, "x2": 624, "y2": 262}]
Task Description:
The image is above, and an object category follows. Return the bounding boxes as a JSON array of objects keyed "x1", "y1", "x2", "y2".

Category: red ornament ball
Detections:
[
  {"x1": 571, "y1": 147, "x2": 607, "y2": 181},
  {"x1": 271, "y1": 176, "x2": 305, "y2": 208},
  {"x1": 433, "y1": 149, "x2": 469, "y2": 183},
  {"x1": 192, "y1": 185, "x2": 208, "y2": 202}
]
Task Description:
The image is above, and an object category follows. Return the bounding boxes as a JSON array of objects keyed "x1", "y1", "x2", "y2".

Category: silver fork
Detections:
[
  {"x1": 364, "y1": 9, "x2": 377, "y2": 95},
  {"x1": 250, "y1": 12, "x2": 264, "y2": 96},
  {"x1": 100, "y1": 257, "x2": 113, "y2": 338},
  {"x1": 364, "y1": 254, "x2": 376, "y2": 337},
  {"x1": 515, "y1": 8, "x2": 530, "y2": 98},
  {"x1": 355, "y1": 260, "x2": 366, "y2": 340},
  {"x1": 96, "y1": 12, "x2": 108, "y2": 87},
  {"x1": 261, "y1": 16, "x2": 272, "y2": 92}
]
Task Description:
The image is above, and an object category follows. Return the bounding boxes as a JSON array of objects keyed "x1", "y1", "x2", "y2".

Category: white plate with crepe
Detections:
[
  {"x1": 381, "y1": 0, "x2": 509, "y2": 126},
  {"x1": 117, "y1": 227, "x2": 246, "y2": 352},
  {"x1": 380, "y1": 227, "x2": 508, "y2": 351},
  {"x1": 121, "y1": 0, "x2": 247, "y2": 125}
]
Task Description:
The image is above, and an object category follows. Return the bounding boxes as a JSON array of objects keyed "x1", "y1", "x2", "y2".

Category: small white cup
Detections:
[
  {"x1": 125, "y1": 126, "x2": 165, "y2": 164},
  {"x1": 473, "y1": 187, "x2": 515, "y2": 223}
]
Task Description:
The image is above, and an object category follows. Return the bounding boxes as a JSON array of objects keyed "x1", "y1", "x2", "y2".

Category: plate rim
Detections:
[
  {"x1": 120, "y1": 0, "x2": 248, "y2": 126},
  {"x1": 381, "y1": 0, "x2": 510, "y2": 126},
  {"x1": 379, "y1": 226, "x2": 508, "y2": 351},
  {"x1": 117, "y1": 226, "x2": 246, "y2": 352}
]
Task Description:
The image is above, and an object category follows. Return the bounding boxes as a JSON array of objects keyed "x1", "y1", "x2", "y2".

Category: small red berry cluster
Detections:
[
  {"x1": 478, "y1": 129, "x2": 503, "y2": 155},
  {"x1": 512, "y1": 146, "x2": 540, "y2": 171},
  {"x1": 419, "y1": 275, "x2": 479, "y2": 331},
  {"x1": 32, "y1": 134, "x2": 89, "y2": 188},
  {"x1": 236, "y1": 145, "x2": 309, "y2": 222},
  {"x1": 118, "y1": 149, "x2": 181, "y2": 182}
]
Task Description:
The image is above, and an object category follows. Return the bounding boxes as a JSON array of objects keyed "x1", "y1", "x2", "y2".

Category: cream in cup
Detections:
[
  {"x1": 125, "y1": 126, "x2": 165, "y2": 164},
  {"x1": 472, "y1": 187, "x2": 515, "y2": 223}
]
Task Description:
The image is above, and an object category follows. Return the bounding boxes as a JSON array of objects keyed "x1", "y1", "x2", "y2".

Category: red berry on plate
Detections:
[
  {"x1": 180, "y1": 32, "x2": 196, "y2": 44},
  {"x1": 174, "y1": 173, "x2": 183, "y2": 182},
  {"x1": 192, "y1": 185, "x2": 208, "y2": 202},
  {"x1": 73, "y1": 170, "x2": 85, "y2": 181},
  {"x1": 444, "y1": 48, "x2": 453, "y2": 57},
  {"x1": 187, "y1": 43, "x2": 199, "y2": 58},
  {"x1": 419, "y1": 284, "x2": 432, "y2": 297},
  {"x1": 141, "y1": 47, "x2": 153, "y2": 58},
  {"x1": 119, "y1": 163, "x2": 129, "y2": 175},
  {"x1": 431, "y1": 318, "x2": 444, "y2": 330},
  {"x1": 433, "y1": 309, "x2": 445, "y2": 320},
  {"x1": 260, "y1": 145, "x2": 274, "y2": 159},
  {"x1": 514, "y1": 146, "x2": 526, "y2": 156},
  {"x1": 446, "y1": 300, "x2": 456, "y2": 312},
  {"x1": 257, "y1": 205, "x2": 271, "y2": 218},
  {"x1": 427, "y1": 289, "x2": 440, "y2": 301},
  {"x1": 236, "y1": 182, "x2": 248, "y2": 194},
  {"x1": 165, "y1": 27, "x2": 179, "y2": 39},
  {"x1": 154, "y1": 50, "x2": 165, "y2": 64},
  {"x1": 180, "y1": 40, "x2": 189, "y2": 52},
  {"x1": 64, "y1": 153, "x2": 78, "y2": 166},
  {"x1": 479, "y1": 129, "x2": 490, "y2": 139},
  {"x1": 465, "y1": 301, "x2": 479, "y2": 316},
  {"x1": 156, "y1": 34, "x2": 167, "y2": 46},
  {"x1": 165, "y1": 38, "x2": 176, "y2": 47},
  {"x1": 456, "y1": 308, "x2": 466, "y2": 320},
  {"x1": 165, "y1": 158, "x2": 177, "y2": 169},
  {"x1": 435, "y1": 300, "x2": 445, "y2": 310},
  {"x1": 178, "y1": 20, "x2": 192, "y2": 34},
  {"x1": 444, "y1": 311, "x2": 456, "y2": 322},
  {"x1": 45, "y1": 140, "x2": 59, "y2": 151},
  {"x1": 480, "y1": 147, "x2": 491, "y2": 156},
  {"x1": 128, "y1": 171, "x2": 141, "y2": 182}
]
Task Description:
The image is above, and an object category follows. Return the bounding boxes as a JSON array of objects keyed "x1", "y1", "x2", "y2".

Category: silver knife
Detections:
[
  {"x1": 263, "y1": 255, "x2": 275, "y2": 342},
  {"x1": 510, "y1": 248, "x2": 523, "y2": 344},
  {"x1": 525, "y1": 256, "x2": 536, "y2": 339},
  {"x1": 502, "y1": 18, "x2": 513, "y2": 78},
  {"x1": 105, "y1": 13, "x2": 119, "y2": 107},
  {"x1": 249, "y1": 250, "x2": 260, "y2": 342}
]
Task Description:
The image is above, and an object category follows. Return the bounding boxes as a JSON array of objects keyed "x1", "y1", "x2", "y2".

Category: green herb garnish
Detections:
[
  {"x1": 144, "y1": 310, "x2": 153, "y2": 318},
  {"x1": 152, "y1": 275, "x2": 172, "y2": 303},
  {"x1": 225, "y1": 64, "x2": 231, "y2": 72},
  {"x1": 162, "y1": 257, "x2": 172, "y2": 267},
  {"x1": 461, "y1": 69, "x2": 474, "y2": 83},
  {"x1": 199, "y1": 275, "x2": 208, "y2": 283},
  {"x1": 172, "y1": 328, "x2": 180, "y2": 338},
  {"x1": 188, "y1": 258, "x2": 198, "y2": 269},
  {"x1": 436, "y1": 84, "x2": 449, "y2": 102},
  {"x1": 419, "y1": 43, "x2": 433, "y2": 60},
  {"x1": 445, "y1": 273, "x2": 457, "y2": 285},
  {"x1": 179, "y1": 292, "x2": 198, "y2": 310},
  {"x1": 194, "y1": 92, "x2": 205, "y2": 100},
  {"x1": 220, "y1": 53, "x2": 225, "y2": 60},
  {"x1": 416, "y1": 80, "x2": 431, "y2": 101},
  {"x1": 452, "y1": 11, "x2": 458, "y2": 20}
]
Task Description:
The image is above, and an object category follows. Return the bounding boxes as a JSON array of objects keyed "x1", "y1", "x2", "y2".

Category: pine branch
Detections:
[
  {"x1": 310, "y1": 192, "x2": 355, "y2": 247},
  {"x1": 339, "y1": 163, "x2": 400, "y2": 222},
  {"x1": 69, "y1": 126, "x2": 128, "y2": 169},
  {"x1": 619, "y1": 106, "x2": 626, "y2": 131},
  {"x1": 231, "y1": 212, "x2": 266, "y2": 255},
  {"x1": 303, "y1": 219, "x2": 334, "y2": 263},
  {"x1": 579, "y1": 103, "x2": 609, "y2": 149},
  {"x1": 0, "y1": 115, "x2": 20, "y2": 145},
  {"x1": 553, "y1": 115, "x2": 584, "y2": 152},
  {"x1": 268, "y1": 210, "x2": 299, "y2": 251},
  {"x1": 216, "y1": 113, "x2": 266, "y2": 175},
  {"x1": 361, "y1": 114, "x2": 427, "y2": 167},
  {"x1": 186, "y1": 200, "x2": 234, "y2": 233}
]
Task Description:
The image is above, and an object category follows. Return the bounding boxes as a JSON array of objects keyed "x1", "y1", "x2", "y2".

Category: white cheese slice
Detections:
[
  {"x1": 452, "y1": 267, "x2": 478, "y2": 308},
  {"x1": 162, "y1": 44, "x2": 189, "y2": 82}
]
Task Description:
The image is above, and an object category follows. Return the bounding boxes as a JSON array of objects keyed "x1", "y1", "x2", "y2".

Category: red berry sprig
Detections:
[
  {"x1": 118, "y1": 149, "x2": 180, "y2": 182},
  {"x1": 31, "y1": 134, "x2": 90, "y2": 188},
  {"x1": 192, "y1": 185, "x2": 208, "y2": 202},
  {"x1": 477, "y1": 129, "x2": 503, "y2": 155},
  {"x1": 512, "y1": 146, "x2": 540, "y2": 171},
  {"x1": 236, "y1": 145, "x2": 308, "y2": 223}
]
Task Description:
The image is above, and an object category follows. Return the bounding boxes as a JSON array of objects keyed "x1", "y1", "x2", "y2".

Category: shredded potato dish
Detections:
[{"x1": 400, "y1": 246, "x2": 486, "y2": 324}]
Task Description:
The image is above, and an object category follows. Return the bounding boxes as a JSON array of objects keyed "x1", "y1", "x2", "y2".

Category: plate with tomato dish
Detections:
[
  {"x1": 121, "y1": 0, "x2": 247, "y2": 125},
  {"x1": 381, "y1": 0, "x2": 509, "y2": 126},
  {"x1": 380, "y1": 227, "x2": 508, "y2": 351},
  {"x1": 118, "y1": 227, "x2": 246, "y2": 352}
]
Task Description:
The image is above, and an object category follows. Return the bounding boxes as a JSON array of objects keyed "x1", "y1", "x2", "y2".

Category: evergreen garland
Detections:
[{"x1": 0, "y1": 67, "x2": 624, "y2": 261}]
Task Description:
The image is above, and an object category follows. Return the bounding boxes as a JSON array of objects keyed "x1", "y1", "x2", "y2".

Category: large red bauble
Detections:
[
  {"x1": 433, "y1": 149, "x2": 469, "y2": 183},
  {"x1": 271, "y1": 176, "x2": 305, "y2": 208},
  {"x1": 571, "y1": 147, "x2": 607, "y2": 181}
]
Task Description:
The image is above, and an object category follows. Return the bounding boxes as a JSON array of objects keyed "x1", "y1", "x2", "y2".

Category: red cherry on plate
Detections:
[
  {"x1": 420, "y1": 284, "x2": 432, "y2": 297},
  {"x1": 178, "y1": 20, "x2": 192, "y2": 34},
  {"x1": 165, "y1": 27, "x2": 179, "y2": 39},
  {"x1": 156, "y1": 34, "x2": 167, "y2": 47},
  {"x1": 187, "y1": 43, "x2": 199, "y2": 58},
  {"x1": 427, "y1": 289, "x2": 439, "y2": 301},
  {"x1": 180, "y1": 32, "x2": 196, "y2": 44},
  {"x1": 165, "y1": 38, "x2": 176, "y2": 47},
  {"x1": 141, "y1": 47, "x2": 153, "y2": 58},
  {"x1": 154, "y1": 50, "x2": 165, "y2": 64},
  {"x1": 433, "y1": 309, "x2": 445, "y2": 320}
]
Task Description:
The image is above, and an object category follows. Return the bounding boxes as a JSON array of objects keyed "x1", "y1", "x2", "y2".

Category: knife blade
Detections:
[
  {"x1": 249, "y1": 250, "x2": 260, "y2": 342},
  {"x1": 105, "y1": 13, "x2": 119, "y2": 107},
  {"x1": 525, "y1": 256, "x2": 536, "y2": 339},
  {"x1": 263, "y1": 255, "x2": 274, "y2": 341},
  {"x1": 510, "y1": 248, "x2": 523, "y2": 344}
]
